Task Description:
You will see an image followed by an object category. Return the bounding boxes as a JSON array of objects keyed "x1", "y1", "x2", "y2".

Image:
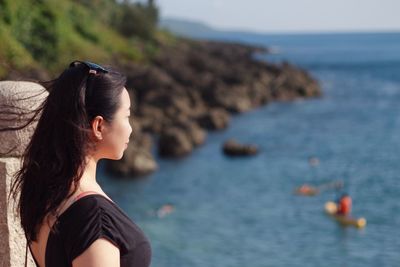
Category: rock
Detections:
[
  {"x1": 158, "y1": 127, "x2": 193, "y2": 157},
  {"x1": 173, "y1": 118, "x2": 206, "y2": 146},
  {"x1": 208, "y1": 84, "x2": 253, "y2": 113},
  {"x1": 197, "y1": 108, "x2": 230, "y2": 130},
  {"x1": 269, "y1": 62, "x2": 321, "y2": 100},
  {"x1": 222, "y1": 139, "x2": 259, "y2": 156},
  {"x1": 136, "y1": 106, "x2": 165, "y2": 133}
]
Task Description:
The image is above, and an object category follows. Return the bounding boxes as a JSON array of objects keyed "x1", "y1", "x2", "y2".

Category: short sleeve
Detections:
[{"x1": 61, "y1": 197, "x2": 123, "y2": 262}]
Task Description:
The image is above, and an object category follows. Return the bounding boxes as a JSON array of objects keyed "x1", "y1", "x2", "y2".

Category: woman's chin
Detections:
[
  {"x1": 106, "y1": 152, "x2": 124, "y2": 161},
  {"x1": 101, "y1": 147, "x2": 127, "y2": 160},
  {"x1": 116, "y1": 152, "x2": 124, "y2": 160}
]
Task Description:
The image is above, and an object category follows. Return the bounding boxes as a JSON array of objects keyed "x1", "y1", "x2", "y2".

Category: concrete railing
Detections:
[{"x1": 0, "y1": 81, "x2": 48, "y2": 267}]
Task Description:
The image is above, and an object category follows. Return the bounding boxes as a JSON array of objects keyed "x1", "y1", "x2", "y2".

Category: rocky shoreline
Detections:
[{"x1": 107, "y1": 38, "x2": 321, "y2": 178}]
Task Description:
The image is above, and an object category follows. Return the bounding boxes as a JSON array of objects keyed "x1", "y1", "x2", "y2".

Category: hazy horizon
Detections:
[
  {"x1": 156, "y1": 0, "x2": 400, "y2": 34},
  {"x1": 161, "y1": 16, "x2": 400, "y2": 35}
]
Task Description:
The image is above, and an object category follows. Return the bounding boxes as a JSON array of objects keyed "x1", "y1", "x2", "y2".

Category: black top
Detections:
[{"x1": 31, "y1": 194, "x2": 151, "y2": 267}]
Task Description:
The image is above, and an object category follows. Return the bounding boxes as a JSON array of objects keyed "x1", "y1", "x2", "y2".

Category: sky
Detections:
[{"x1": 155, "y1": 0, "x2": 400, "y2": 33}]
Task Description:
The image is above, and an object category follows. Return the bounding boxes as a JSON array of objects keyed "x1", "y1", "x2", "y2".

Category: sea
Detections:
[{"x1": 98, "y1": 31, "x2": 400, "y2": 267}]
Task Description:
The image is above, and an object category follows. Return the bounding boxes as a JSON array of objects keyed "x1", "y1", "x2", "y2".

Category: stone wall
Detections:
[{"x1": 0, "y1": 81, "x2": 48, "y2": 267}]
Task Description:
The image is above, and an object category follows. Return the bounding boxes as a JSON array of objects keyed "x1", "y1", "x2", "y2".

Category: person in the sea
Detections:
[
  {"x1": 157, "y1": 203, "x2": 175, "y2": 218},
  {"x1": 5, "y1": 61, "x2": 152, "y2": 267},
  {"x1": 295, "y1": 184, "x2": 319, "y2": 196},
  {"x1": 336, "y1": 193, "x2": 352, "y2": 216}
]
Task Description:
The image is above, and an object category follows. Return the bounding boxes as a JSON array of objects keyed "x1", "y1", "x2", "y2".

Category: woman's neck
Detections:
[
  {"x1": 77, "y1": 156, "x2": 101, "y2": 192},
  {"x1": 56, "y1": 156, "x2": 103, "y2": 217}
]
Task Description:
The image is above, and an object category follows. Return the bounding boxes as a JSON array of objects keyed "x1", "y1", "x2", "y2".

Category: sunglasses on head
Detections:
[{"x1": 69, "y1": 60, "x2": 109, "y2": 75}]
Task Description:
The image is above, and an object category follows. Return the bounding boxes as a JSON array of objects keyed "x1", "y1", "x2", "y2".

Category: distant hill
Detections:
[
  {"x1": 159, "y1": 18, "x2": 222, "y2": 38},
  {"x1": 159, "y1": 17, "x2": 272, "y2": 46}
]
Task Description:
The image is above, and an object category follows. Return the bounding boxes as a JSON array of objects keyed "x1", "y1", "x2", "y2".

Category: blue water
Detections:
[{"x1": 99, "y1": 32, "x2": 400, "y2": 266}]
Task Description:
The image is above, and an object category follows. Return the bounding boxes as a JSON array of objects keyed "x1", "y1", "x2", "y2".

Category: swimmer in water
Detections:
[{"x1": 157, "y1": 204, "x2": 174, "y2": 218}]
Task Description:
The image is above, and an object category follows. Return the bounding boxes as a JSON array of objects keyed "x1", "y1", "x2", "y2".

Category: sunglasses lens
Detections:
[{"x1": 69, "y1": 61, "x2": 108, "y2": 74}]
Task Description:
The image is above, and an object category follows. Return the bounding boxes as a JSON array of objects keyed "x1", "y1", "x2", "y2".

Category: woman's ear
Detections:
[{"x1": 91, "y1": 115, "x2": 105, "y2": 140}]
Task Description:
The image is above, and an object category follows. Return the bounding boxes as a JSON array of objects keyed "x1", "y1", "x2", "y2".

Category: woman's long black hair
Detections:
[{"x1": 5, "y1": 61, "x2": 126, "y2": 243}]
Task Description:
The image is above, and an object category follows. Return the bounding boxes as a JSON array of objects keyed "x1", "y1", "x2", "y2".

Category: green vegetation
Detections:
[{"x1": 0, "y1": 0, "x2": 176, "y2": 78}]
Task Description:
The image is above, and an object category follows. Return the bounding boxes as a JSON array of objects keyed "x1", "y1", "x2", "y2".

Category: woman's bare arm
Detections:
[{"x1": 72, "y1": 238, "x2": 120, "y2": 267}]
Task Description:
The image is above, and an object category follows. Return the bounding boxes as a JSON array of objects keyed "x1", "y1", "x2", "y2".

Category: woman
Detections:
[{"x1": 7, "y1": 61, "x2": 151, "y2": 266}]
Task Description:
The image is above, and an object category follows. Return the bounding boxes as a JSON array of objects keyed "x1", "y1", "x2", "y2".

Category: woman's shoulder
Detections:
[
  {"x1": 57, "y1": 193, "x2": 118, "y2": 221},
  {"x1": 48, "y1": 193, "x2": 151, "y2": 263},
  {"x1": 55, "y1": 193, "x2": 143, "y2": 242}
]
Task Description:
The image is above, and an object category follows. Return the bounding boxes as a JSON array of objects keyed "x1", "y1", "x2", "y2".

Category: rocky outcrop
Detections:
[
  {"x1": 106, "y1": 38, "x2": 321, "y2": 177},
  {"x1": 222, "y1": 139, "x2": 259, "y2": 156},
  {"x1": 196, "y1": 108, "x2": 230, "y2": 130},
  {"x1": 158, "y1": 127, "x2": 193, "y2": 157}
]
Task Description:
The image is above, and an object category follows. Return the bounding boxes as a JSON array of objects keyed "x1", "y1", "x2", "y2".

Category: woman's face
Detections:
[{"x1": 96, "y1": 87, "x2": 132, "y2": 160}]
